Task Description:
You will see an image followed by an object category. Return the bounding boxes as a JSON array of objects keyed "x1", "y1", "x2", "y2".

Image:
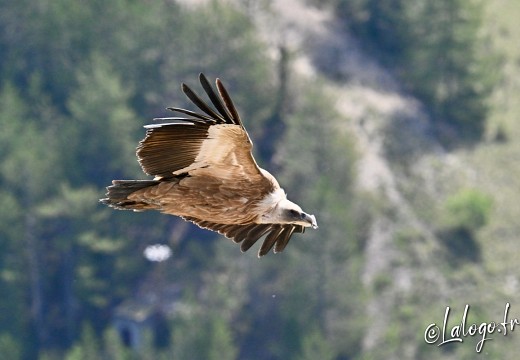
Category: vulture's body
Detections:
[{"x1": 101, "y1": 74, "x2": 317, "y2": 257}]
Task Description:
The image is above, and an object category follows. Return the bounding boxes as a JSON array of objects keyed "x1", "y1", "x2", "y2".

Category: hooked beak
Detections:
[{"x1": 304, "y1": 213, "x2": 318, "y2": 229}]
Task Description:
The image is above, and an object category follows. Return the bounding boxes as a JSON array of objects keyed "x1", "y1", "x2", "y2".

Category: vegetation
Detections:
[
  {"x1": 0, "y1": 0, "x2": 514, "y2": 359},
  {"x1": 443, "y1": 188, "x2": 492, "y2": 232},
  {"x1": 332, "y1": 0, "x2": 497, "y2": 142}
]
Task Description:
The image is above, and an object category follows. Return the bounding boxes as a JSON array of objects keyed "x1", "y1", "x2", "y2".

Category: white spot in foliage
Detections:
[{"x1": 143, "y1": 244, "x2": 172, "y2": 262}]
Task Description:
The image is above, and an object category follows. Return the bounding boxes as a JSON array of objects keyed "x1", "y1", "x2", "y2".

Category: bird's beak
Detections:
[{"x1": 304, "y1": 213, "x2": 318, "y2": 229}]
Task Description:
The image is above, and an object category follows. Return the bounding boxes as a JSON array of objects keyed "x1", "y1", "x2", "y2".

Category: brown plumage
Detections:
[{"x1": 101, "y1": 73, "x2": 317, "y2": 257}]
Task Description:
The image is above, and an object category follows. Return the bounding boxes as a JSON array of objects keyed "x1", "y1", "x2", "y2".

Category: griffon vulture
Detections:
[{"x1": 101, "y1": 74, "x2": 317, "y2": 257}]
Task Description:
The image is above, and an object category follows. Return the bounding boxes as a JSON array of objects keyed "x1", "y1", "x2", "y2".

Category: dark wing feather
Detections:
[
  {"x1": 180, "y1": 83, "x2": 225, "y2": 122},
  {"x1": 136, "y1": 123, "x2": 209, "y2": 177},
  {"x1": 231, "y1": 223, "x2": 258, "y2": 243},
  {"x1": 152, "y1": 116, "x2": 214, "y2": 125},
  {"x1": 241, "y1": 225, "x2": 271, "y2": 252},
  {"x1": 216, "y1": 78, "x2": 243, "y2": 127},
  {"x1": 259, "y1": 226, "x2": 284, "y2": 257},
  {"x1": 136, "y1": 73, "x2": 258, "y2": 178},
  {"x1": 199, "y1": 74, "x2": 234, "y2": 124},
  {"x1": 184, "y1": 217, "x2": 299, "y2": 257},
  {"x1": 165, "y1": 107, "x2": 216, "y2": 122},
  {"x1": 273, "y1": 226, "x2": 295, "y2": 254},
  {"x1": 168, "y1": 73, "x2": 242, "y2": 127},
  {"x1": 273, "y1": 225, "x2": 305, "y2": 253}
]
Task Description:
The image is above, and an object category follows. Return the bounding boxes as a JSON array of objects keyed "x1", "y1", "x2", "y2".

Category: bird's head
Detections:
[{"x1": 264, "y1": 198, "x2": 318, "y2": 229}]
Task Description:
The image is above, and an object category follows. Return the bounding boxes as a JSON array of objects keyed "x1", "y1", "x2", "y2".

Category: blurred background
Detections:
[{"x1": 0, "y1": 0, "x2": 518, "y2": 358}]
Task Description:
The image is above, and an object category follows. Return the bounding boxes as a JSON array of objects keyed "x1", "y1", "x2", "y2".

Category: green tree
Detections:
[
  {"x1": 157, "y1": 0, "x2": 275, "y2": 135},
  {"x1": 171, "y1": 311, "x2": 237, "y2": 360},
  {"x1": 278, "y1": 82, "x2": 363, "y2": 358},
  {"x1": 0, "y1": 333, "x2": 21, "y2": 360},
  {"x1": 65, "y1": 53, "x2": 140, "y2": 186},
  {"x1": 0, "y1": 84, "x2": 28, "y2": 345},
  {"x1": 64, "y1": 323, "x2": 100, "y2": 360},
  {"x1": 334, "y1": 0, "x2": 495, "y2": 141},
  {"x1": 102, "y1": 328, "x2": 133, "y2": 360},
  {"x1": 0, "y1": 79, "x2": 64, "y2": 356},
  {"x1": 444, "y1": 188, "x2": 493, "y2": 232},
  {"x1": 298, "y1": 329, "x2": 335, "y2": 360}
]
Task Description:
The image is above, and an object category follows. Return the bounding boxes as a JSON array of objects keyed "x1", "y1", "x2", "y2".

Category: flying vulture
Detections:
[{"x1": 101, "y1": 74, "x2": 317, "y2": 257}]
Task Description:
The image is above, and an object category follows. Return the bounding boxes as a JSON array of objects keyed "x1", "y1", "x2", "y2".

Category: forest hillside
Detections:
[{"x1": 0, "y1": 0, "x2": 518, "y2": 359}]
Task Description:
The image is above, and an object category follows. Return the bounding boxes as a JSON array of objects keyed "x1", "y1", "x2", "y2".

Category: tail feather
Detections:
[{"x1": 100, "y1": 180, "x2": 160, "y2": 211}]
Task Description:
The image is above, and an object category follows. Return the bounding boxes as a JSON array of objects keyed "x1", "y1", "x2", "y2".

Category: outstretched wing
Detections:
[
  {"x1": 184, "y1": 217, "x2": 306, "y2": 257},
  {"x1": 136, "y1": 73, "x2": 267, "y2": 187}
]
